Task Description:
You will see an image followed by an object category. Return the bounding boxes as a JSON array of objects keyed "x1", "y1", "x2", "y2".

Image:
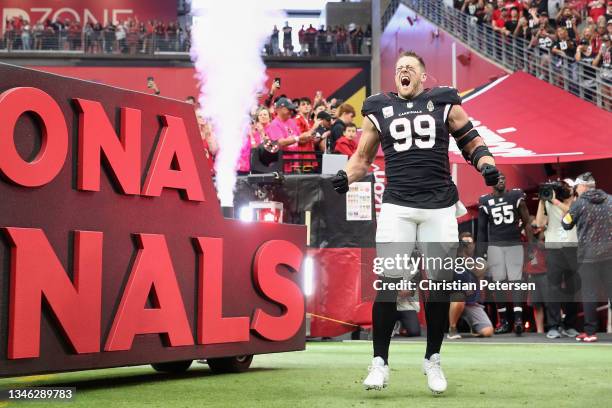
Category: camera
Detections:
[{"x1": 538, "y1": 181, "x2": 571, "y2": 201}]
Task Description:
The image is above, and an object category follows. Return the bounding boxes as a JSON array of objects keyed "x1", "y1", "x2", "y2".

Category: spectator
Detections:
[
  {"x1": 505, "y1": 8, "x2": 521, "y2": 34},
  {"x1": 33, "y1": 21, "x2": 44, "y2": 50},
  {"x1": 328, "y1": 103, "x2": 355, "y2": 152},
  {"x1": 84, "y1": 23, "x2": 94, "y2": 53},
  {"x1": 267, "y1": 97, "x2": 313, "y2": 172},
  {"x1": 116, "y1": 22, "x2": 127, "y2": 53},
  {"x1": 334, "y1": 123, "x2": 358, "y2": 157},
  {"x1": 21, "y1": 20, "x2": 32, "y2": 50},
  {"x1": 364, "y1": 24, "x2": 372, "y2": 54},
  {"x1": 552, "y1": 26, "x2": 578, "y2": 89},
  {"x1": 556, "y1": 6, "x2": 579, "y2": 39},
  {"x1": 593, "y1": 33, "x2": 612, "y2": 109},
  {"x1": 576, "y1": 27, "x2": 598, "y2": 99},
  {"x1": 294, "y1": 97, "x2": 318, "y2": 170},
  {"x1": 270, "y1": 25, "x2": 280, "y2": 56},
  {"x1": 524, "y1": 217, "x2": 547, "y2": 334},
  {"x1": 313, "y1": 110, "x2": 332, "y2": 151},
  {"x1": 305, "y1": 24, "x2": 317, "y2": 55},
  {"x1": 282, "y1": 22, "x2": 292, "y2": 55},
  {"x1": 588, "y1": 0, "x2": 606, "y2": 22},
  {"x1": 103, "y1": 22, "x2": 116, "y2": 53},
  {"x1": 92, "y1": 23, "x2": 103, "y2": 53},
  {"x1": 351, "y1": 25, "x2": 365, "y2": 54},
  {"x1": 237, "y1": 107, "x2": 271, "y2": 174},
  {"x1": 530, "y1": 22, "x2": 555, "y2": 79},
  {"x1": 298, "y1": 25, "x2": 306, "y2": 55},
  {"x1": 535, "y1": 180, "x2": 579, "y2": 339},
  {"x1": 448, "y1": 232, "x2": 494, "y2": 339},
  {"x1": 562, "y1": 173, "x2": 612, "y2": 343}
]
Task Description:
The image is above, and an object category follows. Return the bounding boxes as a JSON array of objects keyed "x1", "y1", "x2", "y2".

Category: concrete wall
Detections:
[{"x1": 325, "y1": 1, "x2": 371, "y2": 28}]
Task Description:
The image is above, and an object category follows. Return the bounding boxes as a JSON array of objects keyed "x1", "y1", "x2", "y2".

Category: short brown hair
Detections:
[
  {"x1": 397, "y1": 50, "x2": 426, "y2": 71},
  {"x1": 337, "y1": 103, "x2": 356, "y2": 117}
]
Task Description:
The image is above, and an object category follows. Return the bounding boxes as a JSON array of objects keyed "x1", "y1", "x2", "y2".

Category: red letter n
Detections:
[
  {"x1": 75, "y1": 98, "x2": 141, "y2": 194},
  {"x1": 4, "y1": 228, "x2": 103, "y2": 359}
]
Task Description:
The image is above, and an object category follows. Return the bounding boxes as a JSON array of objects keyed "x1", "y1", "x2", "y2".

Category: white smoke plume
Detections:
[{"x1": 190, "y1": 1, "x2": 285, "y2": 207}]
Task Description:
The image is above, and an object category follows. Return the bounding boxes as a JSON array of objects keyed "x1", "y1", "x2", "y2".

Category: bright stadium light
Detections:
[
  {"x1": 303, "y1": 256, "x2": 314, "y2": 297},
  {"x1": 238, "y1": 206, "x2": 253, "y2": 222}
]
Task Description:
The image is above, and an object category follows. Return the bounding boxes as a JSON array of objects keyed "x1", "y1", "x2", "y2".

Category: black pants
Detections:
[
  {"x1": 545, "y1": 247, "x2": 579, "y2": 330},
  {"x1": 579, "y1": 259, "x2": 612, "y2": 335},
  {"x1": 372, "y1": 277, "x2": 449, "y2": 364}
]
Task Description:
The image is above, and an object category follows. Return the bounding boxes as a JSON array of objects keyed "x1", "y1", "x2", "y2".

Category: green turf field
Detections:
[{"x1": 1, "y1": 341, "x2": 611, "y2": 408}]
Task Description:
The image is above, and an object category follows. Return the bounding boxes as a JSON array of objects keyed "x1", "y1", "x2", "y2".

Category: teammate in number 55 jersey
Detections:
[
  {"x1": 477, "y1": 174, "x2": 533, "y2": 336},
  {"x1": 330, "y1": 51, "x2": 500, "y2": 396}
]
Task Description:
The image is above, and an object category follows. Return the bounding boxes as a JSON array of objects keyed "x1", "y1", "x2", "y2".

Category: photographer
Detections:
[
  {"x1": 535, "y1": 179, "x2": 579, "y2": 339},
  {"x1": 562, "y1": 173, "x2": 612, "y2": 343}
]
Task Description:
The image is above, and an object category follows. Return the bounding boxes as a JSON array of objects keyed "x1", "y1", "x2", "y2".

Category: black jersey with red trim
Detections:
[
  {"x1": 362, "y1": 87, "x2": 461, "y2": 209},
  {"x1": 478, "y1": 189, "x2": 526, "y2": 243}
]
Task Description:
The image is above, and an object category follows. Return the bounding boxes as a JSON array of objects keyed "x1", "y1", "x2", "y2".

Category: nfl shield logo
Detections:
[
  {"x1": 488, "y1": 199, "x2": 495, "y2": 206},
  {"x1": 427, "y1": 100, "x2": 434, "y2": 112},
  {"x1": 382, "y1": 106, "x2": 394, "y2": 118},
  {"x1": 406, "y1": 102, "x2": 413, "y2": 108}
]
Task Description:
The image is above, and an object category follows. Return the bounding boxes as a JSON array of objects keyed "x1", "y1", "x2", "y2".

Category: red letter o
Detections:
[{"x1": 0, "y1": 87, "x2": 68, "y2": 187}]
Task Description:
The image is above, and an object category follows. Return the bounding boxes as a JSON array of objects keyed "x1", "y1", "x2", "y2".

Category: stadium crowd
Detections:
[
  {"x1": 266, "y1": 22, "x2": 372, "y2": 56},
  {"x1": 1, "y1": 16, "x2": 372, "y2": 56},
  {"x1": 453, "y1": 0, "x2": 612, "y2": 106},
  {"x1": 154, "y1": 77, "x2": 359, "y2": 176},
  {"x1": 2, "y1": 16, "x2": 190, "y2": 54}
]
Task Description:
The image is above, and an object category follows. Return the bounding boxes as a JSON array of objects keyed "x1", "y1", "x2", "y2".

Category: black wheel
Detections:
[
  {"x1": 207, "y1": 355, "x2": 253, "y2": 373},
  {"x1": 151, "y1": 360, "x2": 193, "y2": 373}
]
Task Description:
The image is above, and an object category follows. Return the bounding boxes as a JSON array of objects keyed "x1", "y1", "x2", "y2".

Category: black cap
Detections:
[
  {"x1": 316, "y1": 111, "x2": 332, "y2": 121},
  {"x1": 275, "y1": 97, "x2": 297, "y2": 110}
]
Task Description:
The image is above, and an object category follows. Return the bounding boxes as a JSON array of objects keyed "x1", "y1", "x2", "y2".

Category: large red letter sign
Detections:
[
  {"x1": 75, "y1": 99, "x2": 141, "y2": 194},
  {"x1": 105, "y1": 234, "x2": 194, "y2": 351},
  {"x1": 251, "y1": 240, "x2": 304, "y2": 341},
  {"x1": 0, "y1": 87, "x2": 68, "y2": 187},
  {"x1": 4, "y1": 228, "x2": 103, "y2": 359},
  {"x1": 142, "y1": 115, "x2": 205, "y2": 201},
  {"x1": 195, "y1": 237, "x2": 250, "y2": 344}
]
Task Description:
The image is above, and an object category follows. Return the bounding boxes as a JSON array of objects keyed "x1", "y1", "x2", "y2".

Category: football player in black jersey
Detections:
[
  {"x1": 331, "y1": 51, "x2": 500, "y2": 395},
  {"x1": 477, "y1": 174, "x2": 533, "y2": 336}
]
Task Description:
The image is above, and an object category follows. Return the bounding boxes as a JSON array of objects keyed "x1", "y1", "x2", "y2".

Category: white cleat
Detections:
[
  {"x1": 422, "y1": 353, "x2": 447, "y2": 395},
  {"x1": 363, "y1": 357, "x2": 389, "y2": 390}
]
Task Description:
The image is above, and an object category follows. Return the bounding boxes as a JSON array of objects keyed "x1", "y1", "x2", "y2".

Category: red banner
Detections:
[{"x1": 2, "y1": 0, "x2": 177, "y2": 33}]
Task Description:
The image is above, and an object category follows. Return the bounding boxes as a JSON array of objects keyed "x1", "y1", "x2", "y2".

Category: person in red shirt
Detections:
[
  {"x1": 294, "y1": 97, "x2": 318, "y2": 169},
  {"x1": 333, "y1": 123, "x2": 357, "y2": 157}
]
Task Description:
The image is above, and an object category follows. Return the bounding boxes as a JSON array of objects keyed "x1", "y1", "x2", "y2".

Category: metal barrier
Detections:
[
  {"x1": 401, "y1": 0, "x2": 611, "y2": 112},
  {"x1": 1, "y1": 30, "x2": 371, "y2": 57}
]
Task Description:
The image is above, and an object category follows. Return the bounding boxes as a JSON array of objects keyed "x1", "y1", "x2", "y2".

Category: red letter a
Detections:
[
  {"x1": 105, "y1": 234, "x2": 194, "y2": 351},
  {"x1": 4, "y1": 228, "x2": 103, "y2": 359},
  {"x1": 142, "y1": 115, "x2": 205, "y2": 201}
]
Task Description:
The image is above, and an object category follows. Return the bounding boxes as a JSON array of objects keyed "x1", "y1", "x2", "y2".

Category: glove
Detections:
[
  {"x1": 480, "y1": 164, "x2": 500, "y2": 186},
  {"x1": 331, "y1": 170, "x2": 349, "y2": 194}
]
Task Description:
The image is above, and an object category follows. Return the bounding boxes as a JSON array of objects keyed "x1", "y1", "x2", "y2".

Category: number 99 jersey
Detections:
[
  {"x1": 478, "y1": 189, "x2": 526, "y2": 243},
  {"x1": 362, "y1": 87, "x2": 461, "y2": 209}
]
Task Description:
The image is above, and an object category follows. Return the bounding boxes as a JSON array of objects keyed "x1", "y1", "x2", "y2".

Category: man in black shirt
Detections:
[{"x1": 331, "y1": 51, "x2": 500, "y2": 395}]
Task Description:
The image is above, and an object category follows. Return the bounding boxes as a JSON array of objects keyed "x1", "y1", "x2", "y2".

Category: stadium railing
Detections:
[{"x1": 401, "y1": 0, "x2": 611, "y2": 112}]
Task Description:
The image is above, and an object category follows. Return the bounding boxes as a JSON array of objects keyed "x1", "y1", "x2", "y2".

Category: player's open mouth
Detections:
[{"x1": 401, "y1": 76, "x2": 410, "y2": 87}]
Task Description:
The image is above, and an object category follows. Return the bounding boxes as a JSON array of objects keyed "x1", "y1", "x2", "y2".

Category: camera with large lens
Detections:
[{"x1": 538, "y1": 181, "x2": 571, "y2": 201}]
